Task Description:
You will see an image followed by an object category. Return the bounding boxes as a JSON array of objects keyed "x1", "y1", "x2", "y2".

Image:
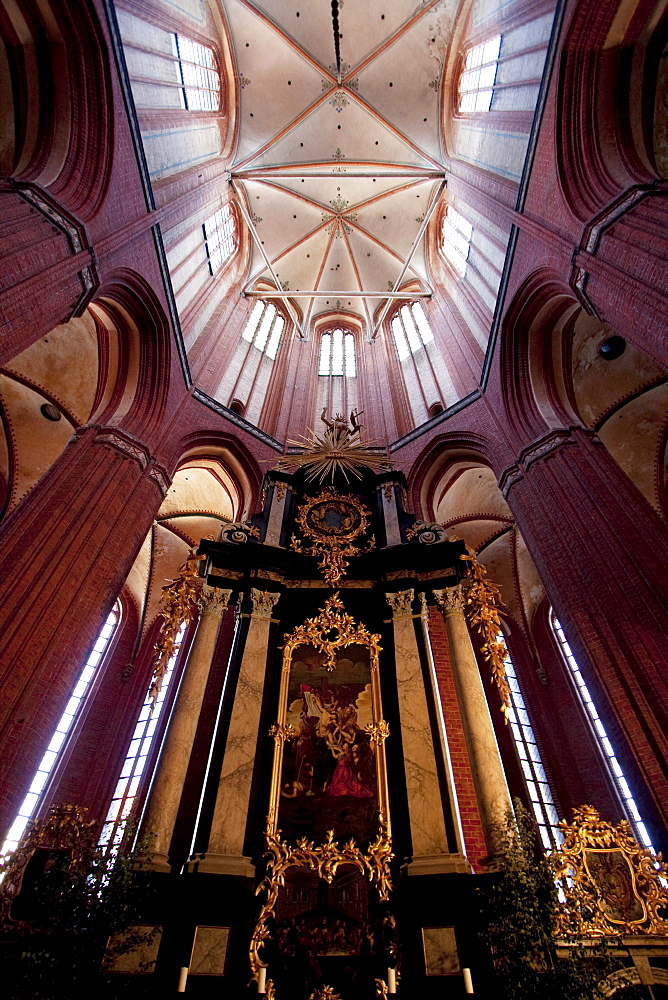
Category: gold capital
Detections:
[
  {"x1": 199, "y1": 586, "x2": 231, "y2": 618},
  {"x1": 433, "y1": 586, "x2": 465, "y2": 617}
]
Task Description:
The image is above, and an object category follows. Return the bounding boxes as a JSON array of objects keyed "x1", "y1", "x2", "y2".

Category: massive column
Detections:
[
  {"x1": 499, "y1": 427, "x2": 668, "y2": 833},
  {"x1": 0, "y1": 425, "x2": 169, "y2": 841},
  {"x1": 195, "y1": 588, "x2": 280, "y2": 877},
  {"x1": 434, "y1": 587, "x2": 512, "y2": 857},
  {"x1": 386, "y1": 589, "x2": 458, "y2": 874},
  {"x1": 140, "y1": 586, "x2": 231, "y2": 870}
]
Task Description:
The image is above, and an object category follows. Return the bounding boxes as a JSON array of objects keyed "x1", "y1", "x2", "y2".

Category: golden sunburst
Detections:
[{"x1": 273, "y1": 409, "x2": 392, "y2": 483}]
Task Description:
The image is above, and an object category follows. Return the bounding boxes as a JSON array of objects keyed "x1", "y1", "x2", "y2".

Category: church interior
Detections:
[{"x1": 1, "y1": 0, "x2": 668, "y2": 995}]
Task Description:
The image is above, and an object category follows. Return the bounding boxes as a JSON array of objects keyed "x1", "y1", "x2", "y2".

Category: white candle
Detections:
[
  {"x1": 177, "y1": 966, "x2": 188, "y2": 992},
  {"x1": 463, "y1": 967, "x2": 474, "y2": 993},
  {"x1": 388, "y1": 967, "x2": 396, "y2": 993},
  {"x1": 257, "y1": 967, "x2": 267, "y2": 993}
]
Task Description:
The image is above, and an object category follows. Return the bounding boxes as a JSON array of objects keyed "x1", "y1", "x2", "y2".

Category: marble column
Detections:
[
  {"x1": 140, "y1": 586, "x2": 231, "y2": 870},
  {"x1": 195, "y1": 588, "x2": 280, "y2": 877},
  {"x1": 434, "y1": 586, "x2": 512, "y2": 857},
  {"x1": 377, "y1": 479, "x2": 402, "y2": 547},
  {"x1": 386, "y1": 589, "x2": 453, "y2": 874}
]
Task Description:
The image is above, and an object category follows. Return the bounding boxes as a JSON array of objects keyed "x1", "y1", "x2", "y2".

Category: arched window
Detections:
[
  {"x1": 203, "y1": 204, "x2": 236, "y2": 275},
  {"x1": 171, "y1": 34, "x2": 220, "y2": 111},
  {"x1": 100, "y1": 621, "x2": 187, "y2": 850},
  {"x1": 319, "y1": 329, "x2": 356, "y2": 376},
  {"x1": 241, "y1": 301, "x2": 285, "y2": 360},
  {"x1": 502, "y1": 635, "x2": 561, "y2": 849},
  {"x1": 1, "y1": 603, "x2": 121, "y2": 857},
  {"x1": 550, "y1": 611, "x2": 655, "y2": 852},
  {"x1": 390, "y1": 303, "x2": 434, "y2": 361},
  {"x1": 459, "y1": 35, "x2": 501, "y2": 112},
  {"x1": 440, "y1": 207, "x2": 473, "y2": 277}
]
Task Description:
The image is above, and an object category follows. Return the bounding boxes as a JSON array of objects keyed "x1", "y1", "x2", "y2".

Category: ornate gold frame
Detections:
[
  {"x1": 553, "y1": 805, "x2": 668, "y2": 937},
  {"x1": 291, "y1": 487, "x2": 373, "y2": 586},
  {"x1": 250, "y1": 594, "x2": 393, "y2": 991}
]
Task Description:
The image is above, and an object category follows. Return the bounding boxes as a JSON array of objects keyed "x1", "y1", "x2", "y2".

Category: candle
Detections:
[
  {"x1": 257, "y1": 967, "x2": 267, "y2": 993},
  {"x1": 462, "y1": 967, "x2": 474, "y2": 993},
  {"x1": 387, "y1": 967, "x2": 396, "y2": 993},
  {"x1": 177, "y1": 966, "x2": 188, "y2": 992}
]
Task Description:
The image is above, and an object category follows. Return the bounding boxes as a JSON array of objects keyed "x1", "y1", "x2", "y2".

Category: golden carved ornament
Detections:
[
  {"x1": 309, "y1": 987, "x2": 343, "y2": 1000},
  {"x1": 273, "y1": 408, "x2": 391, "y2": 484},
  {"x1": 553, "y1": 805, "x2": 668, "y2": 937},
  {"x1": 268, "y1": 722, "x2": 296, "y2": 743},
  {"x1": 150, "y1": 545, "x2": 204, "y2": 701},
  {"x1": 365, "y1": 720, "x2": 390, "y2": 746},
  {"x1": 375, "y1": 979, "x2": 389, "y2": 999},
  {"x1": 459, "y1": 552, "x2": 511, "y2": 720},
  {"x1": 283, "y1": 592, "x2": 381, "y2": 671},
  {"x1": 291, "y1": 487, "x2": 374, "y2": 586}
]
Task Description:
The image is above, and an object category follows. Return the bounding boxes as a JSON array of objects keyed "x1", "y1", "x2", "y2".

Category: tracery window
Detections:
[
  {"x1": 440, "y1": 206, "x2": 473, "y2": 278},
  {"x1": 319, "y1": 329, "x2": 356, "y2": 376},
  {"x1": 550, "y1": 611, "x2": 656, "y2": 852},
  {"x1": 203, "y1": 204, "x2": 236, "y2": 275},
  {"x1": 171, "y1": 34, "x2": 220, "y2": 111},
  {"x1": 1, "y1": 604, "x2": 121, "y2": 858},
  {"x1": 100, "y1": 621, "x2": 187, "y2": 850},
  {"x1": 390, "y1": 303, "x2": 434, "y2": 361},
  {"x1": 241, "y1": 300, "x2": 286, "y2": 360},
  {"x1": 502, "y1": 636, "x2": 561, "y2": 849},
  {"x1": 459, "y1": 35, "x2": 501, "y2": 112}
]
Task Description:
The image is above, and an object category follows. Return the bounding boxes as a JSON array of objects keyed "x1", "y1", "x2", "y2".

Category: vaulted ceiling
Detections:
[{"x1": 225, "y1": 0, "x2": 456, "y2": 335}]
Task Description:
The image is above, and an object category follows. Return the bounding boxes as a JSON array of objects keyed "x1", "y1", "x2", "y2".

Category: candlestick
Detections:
[
  {"x1": 462, "y1": 967, "x2": 474, "y2": 993},
  {"x1": 177, "y1": 966, "x2": 188, "y2": 992},
  {"x1": 257, "y1": 967, "x2": 267, "y2": 993},
  {"x1": 388, "y1": 966, "x2": 396, "y2": 993}
]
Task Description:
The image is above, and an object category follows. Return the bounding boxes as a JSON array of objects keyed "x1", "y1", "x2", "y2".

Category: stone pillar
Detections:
[
  {"x1": 499, "y1": 426, "x2": 668, "y2": 832},
  {"x1": 376, "y1": 478, "x2": 402, "y2": 547},
  {"x1": 195, "y1": 588, "x2": 280, "y2": 877},
  {"x1": 140, "y1": 586, "x2": 231, "y2": 870},
  {"x1": 0, "y1": 425, "x2": 169, "y2": 841},
  {"x1": 386, "y1": 589, "x2": 453, "y2": 874},
  {"x1": 264, "y1": 478, "x2": 291, "y2": 547},
  {"x1": 434, "y1": 587, "x2": 512, "y2": 858}
]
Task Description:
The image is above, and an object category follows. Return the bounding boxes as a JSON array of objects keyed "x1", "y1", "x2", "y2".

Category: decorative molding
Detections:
[
  {"x1": 405, "y1": 519, "x2": 449, "y2": 544},
  {"x1": 219, "y1": 521, "x2": 260, "y2": 544},
  {"x1": 250, "y1": 588, "x2": 281, "y2": 620},
  {"x1": 92, "y1": 428, "x2": 151, "y2": 469},
  {"x1": 498, "y1": 463, "x2": 524, "y2": 499},
  {"x1": 499, "y1": 428, "x2": 597, "y2": 498},
  {"x1": 148, "y1": 463, "x2": 171, "y2": 496},
  {"x1": 199, "y1": 586, "x2": 231, "y2": 618},
  {"x1": 385, "y1": 589, "x2": 414, "y2": 618},
  {"x1": 433, "y1": 586, "x2": 464, "y2": 617}
]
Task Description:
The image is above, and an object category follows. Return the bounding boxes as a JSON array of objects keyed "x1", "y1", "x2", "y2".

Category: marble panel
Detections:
[
  {"x1": 104, "y1": 925, "x2": 162, "y2": 974},
  {"x1": 422, "y1": 926, "x2": 460, "y2": 976},
  {"x1": 190, "y1": 925, "x2": 230, "y2": 976}
]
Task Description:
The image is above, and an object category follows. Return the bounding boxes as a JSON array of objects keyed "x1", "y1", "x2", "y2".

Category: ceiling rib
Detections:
[
  {"x1": 232, "y1": 90, "x2": 335, "y2": 172},
  {"x1": 341, "y1": 0, "x2": 445, "y2": 83},
  {"x1": 233, "y1": 0, "x2": 335, "y2": 81},
  {"x1": 245, "y1": 290, "x2": 431, "y2": 298},
  {"x1": 344, "y1": 90, "x2": 443, "y2": 170},
  {"x1": 233, "y1": 167, "x2": 446, "y2": 178}
]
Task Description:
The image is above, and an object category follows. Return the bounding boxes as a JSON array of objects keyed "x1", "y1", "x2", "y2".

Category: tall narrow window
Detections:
[
  {"x1": 503, "y1": 637, "x2": 561, "y2": 849},
  {"x1": 440, "y1": 206, "x2": 473, "y2": 277},
  {"x1": 459, "y1": 35, "x2": 501, "y2": 112},
  {"x1": 390, "y1": 303, "x2": 434, "y2": 361},
  {"x1": 203, "y1": 204, "x2": 236, "y2": 275},
  {"x1": 319, "y1": 329, "x2": 356, "y2": 376},
  {"x1": 100, "y1": 622, "x2": 187, "y2": 850},
  {"x1": 172, "y1": 34, "x2": 220, "y2": 111},
  {"x1": 550, "y1": 612, "x2": 656, "y2": 852},
  {"x1": 241, "y1": 301, "x2": 285, "y2": 360},
  {"x1": 1, "y1": 605, "x2": 121, "y2": 858}
]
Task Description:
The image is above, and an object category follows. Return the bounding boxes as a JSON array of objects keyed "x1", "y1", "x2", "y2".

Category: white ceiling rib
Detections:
[{"x1": 226, "y1": 0, "x2": 453, "y2": 336}]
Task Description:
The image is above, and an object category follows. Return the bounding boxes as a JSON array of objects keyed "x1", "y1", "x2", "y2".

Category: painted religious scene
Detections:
[{"x1": 278, "y1": 643, "x2": 378, "y2": 848}]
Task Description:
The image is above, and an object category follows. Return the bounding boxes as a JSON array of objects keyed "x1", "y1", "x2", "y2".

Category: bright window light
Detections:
[
  {"x1": 440, "y1": 206, "x2": 473, "y2": 277},
  {"x1": 1, "y1": 605, "x2": 121, "y2": 858},
  {"x1": 99, "y1": 622, "x2": 187, "y2": 850},
  {"x1": 502, "y1": 636, "x2": 562, "y2": 850},
  {"x1": 240, "y1": 302, "x2": 285, "y2": 359},
  {"x1": 319, "y1": 329, "x2": 356, "y2": 376},
  {"x1": 550, "y1": 612, "x2": 656, "y2": 853},
  {"x1": 391, "y1": 303, "x2": 434, "y2": 361},
  {"x1": 203, "y1": 204, "x2": 236, "y2": 274},
  {"x1": 459, "y1": 35, "x2": 501, "y2": 112},
  {"x1": 171, "y1": 34, "x2": 220, "y2": 111}
]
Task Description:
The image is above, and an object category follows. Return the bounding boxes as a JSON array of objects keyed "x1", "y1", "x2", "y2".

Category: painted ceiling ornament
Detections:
[
  {"x1": 291, "y1": 488, "x2": 375, "y2": 586},
  {"x1": 553, "y1": 805, "x2": 668, "y2": 937},
  {"x1": 274, "y1": 409, "x2": 392, "y2": 485}
]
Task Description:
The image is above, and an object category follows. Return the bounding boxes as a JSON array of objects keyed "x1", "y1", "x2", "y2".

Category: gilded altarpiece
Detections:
[{"x1": 251, "y1": 595, "x2": 395, "y2": 1000}]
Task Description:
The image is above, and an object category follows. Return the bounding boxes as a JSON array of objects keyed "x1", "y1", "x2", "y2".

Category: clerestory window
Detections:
[
  {"x1": 171, "y1": 34, "x2": 220, "y2": 111},
  {"x1": 440, "y1": 206, "x2": 473, "y2": 278},
  {"x1": 1, "y1": 604, "x2": 121, "y2": 858},
  {"x1": 459, "y1": 35, "x2": 501, "y2": 112},
  {"x1": 241, "y1": 301, "x2": 285, "y2": 360},
  {"x1": 203, "y1": 204, "x2": 236, "y2": 275},
  {"x1": 390, "y1": 303, "x2": 434, "y2": 362},
  {"x1": 319, "y1": 329, "x2": 356, "y2": 376},
  {"x1": 550, "y1": 611, "x2": 656, "y2": 852}
]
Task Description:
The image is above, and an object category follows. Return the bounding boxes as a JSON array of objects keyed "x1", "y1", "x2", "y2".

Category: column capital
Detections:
[
  {"x1": 199, "y1": 585, "x2": 231, "y2": 618},
  {"x1": 433, "y1": 586, "x2": 465, "y2": 617},
  {"x1": 385, "y1": 589, "x2": 414, "y2": 618},
  {"x1": 498, "y1": 427, "x2": 600, "y2": 498},
  {"x1": 250, "y1": 588, "x2": 280, "y2": 619}
]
